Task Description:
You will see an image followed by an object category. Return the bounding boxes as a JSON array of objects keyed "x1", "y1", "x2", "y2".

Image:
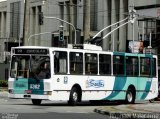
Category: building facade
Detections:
[
  {"x1": 0, "y1": 0, "x2": 160, "y2": 79},
  {"x1": 0, "y1": 0, "x2": 130, "y2": 55}
]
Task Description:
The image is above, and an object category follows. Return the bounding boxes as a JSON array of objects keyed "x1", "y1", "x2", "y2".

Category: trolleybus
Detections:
[{"x1": 8, "y1": 44, "x2": 158, "y2": 105}]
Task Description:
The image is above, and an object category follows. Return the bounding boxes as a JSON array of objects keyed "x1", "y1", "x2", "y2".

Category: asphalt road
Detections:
[
  {"x1": 0, "y1": 94, "x2": 113, "y2": 119},
  {"x1": 4, "y1": 91, "x2": 159, "y2": 119}
]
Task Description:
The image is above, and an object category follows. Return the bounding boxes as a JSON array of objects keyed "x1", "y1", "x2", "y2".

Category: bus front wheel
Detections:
[
  {"x1": 125, "y1": 88, "x2": 135, "y2": 104},
  {"x1": 32, "y1": 99, "x2": 42, "y2": 105},
  {"x1": 68, "y1": 87, "x2": 80, "y2": 106}
]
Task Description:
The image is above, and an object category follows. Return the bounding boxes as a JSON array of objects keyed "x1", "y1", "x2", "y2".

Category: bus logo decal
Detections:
[
  {"x1": 86, "y1": 79, "x2": 104, "y2": 88},
  {"x1": 64, "y1": 76, "x2": 68, "y2": 84}
]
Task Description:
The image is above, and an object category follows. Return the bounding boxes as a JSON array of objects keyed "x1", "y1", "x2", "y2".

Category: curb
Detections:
[
  {"x1": 0, "y1": 87, "x2": 8, "y2": 92},
  {"x1": 94, "y1": 106, "x2": 160, "y2": 119},
  {"x1": 94, "y1": 108, "x2": 154, "y2": 119}
]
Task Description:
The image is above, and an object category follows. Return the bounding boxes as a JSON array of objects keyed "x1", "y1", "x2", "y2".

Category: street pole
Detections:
[
  {"x1": 149, "y1": 32, "x2": 152, "y2": 48},
  {"x1": 142, "y1": 21, "x2": 145, "y2": 41},
  {"x1": 28, "y1": 32, "x2": 52, "y2": 45},
  {"x1": 23, "y1": 0, "x2": 30, "y2": 46},
  {"x1": 113, "y1": 29, "x2": 114, "y2": 52},
  {"x1": 132, "y1": 22, "x2": 134, "y2": 52},
  {"x1": 44, "y1": 16, "x2": 77, "y2": 44},
  {"x1": 19, "y1": 34, "x2": 21, "y2": 46},
  {"x1": 83, "y1": 0, "x2": 90, "y2": 41}
]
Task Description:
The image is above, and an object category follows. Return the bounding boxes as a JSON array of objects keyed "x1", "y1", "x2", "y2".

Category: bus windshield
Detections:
[{"x1": 10, "y1": 55, "x2": 50, "y2": 79}]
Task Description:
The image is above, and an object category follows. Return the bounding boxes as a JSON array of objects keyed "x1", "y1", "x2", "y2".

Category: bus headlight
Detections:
[{"x1": 43, "y1": 91, "x2": 52, "y2": 95}]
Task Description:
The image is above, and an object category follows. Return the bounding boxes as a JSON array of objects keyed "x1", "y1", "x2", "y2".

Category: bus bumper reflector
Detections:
[{"x1": 44, "y1": 91, "x2": 52, "y2": 95}]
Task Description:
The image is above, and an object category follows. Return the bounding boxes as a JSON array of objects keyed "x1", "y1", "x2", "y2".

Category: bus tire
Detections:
[
  {"x1": 32, "y1": 99, "x2": 42, "y2": 105},
  {"x1": 149, "y1": 99, "x2": 154, "y2": 103},
  {"x1": 68, "y1": 87, "x2": 80, "y2": 106},
  {"x1": 125, "y1": 88, "x2": 135, "y2": 104}
]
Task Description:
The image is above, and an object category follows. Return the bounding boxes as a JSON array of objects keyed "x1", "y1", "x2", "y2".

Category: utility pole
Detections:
[
  {"x1": 83, "y1": 0, "x2": 90, "y2": 41},
  {"x1": 23, "y1": 0, "x2": 30, "y2": 46}
]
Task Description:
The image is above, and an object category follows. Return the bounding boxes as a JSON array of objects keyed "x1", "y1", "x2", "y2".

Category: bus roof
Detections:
[{"x1": 11, "y1": 45, "x2": 157, "y2": 57}]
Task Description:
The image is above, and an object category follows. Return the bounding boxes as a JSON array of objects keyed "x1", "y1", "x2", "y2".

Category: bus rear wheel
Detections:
[
  {"x1": 32, "y1": 99, "x2": 42, "y2": 105},
  {"x1": 125, "y1": 88, "x2": 135, "y2": 104},
  {"x1": 68, "y1": 87, "x2": 80, "y2": 106}
]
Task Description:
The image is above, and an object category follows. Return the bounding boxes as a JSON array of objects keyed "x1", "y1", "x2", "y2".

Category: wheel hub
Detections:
[
  {"x1": 127, "y1": 92, "x2": 133, "y2": 102},
  {"x1": 73, "y1": 92, "x2": 78, "y2": 101}
]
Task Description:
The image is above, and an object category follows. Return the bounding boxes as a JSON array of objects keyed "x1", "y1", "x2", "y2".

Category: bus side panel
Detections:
[
  {"x1": 137, "y1": 77, "x2": 158, "y2": 100},
  {"x1": 103, "y1": 76, "x2": 127, "y2": 100},
  {"x1": 51, "y1": 75, "x2": 116, "y2": 101},
  {"x1": 82, "y1": 76, "x2": 115, "y2": 100},
  {"x1": 51, "y1": 75, "x2": 157, "y2": 101},
  {"x1": 145, "y1": 78, "x2": 158, "y2": 100},
  {"x1": 104, "y1": 76, "x2": 158, "y2": 101}
]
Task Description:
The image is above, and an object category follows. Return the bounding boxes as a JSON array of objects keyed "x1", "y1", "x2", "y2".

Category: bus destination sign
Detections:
[{"x1": 14, "y1": 49, "x2": 48, "y2": 55}]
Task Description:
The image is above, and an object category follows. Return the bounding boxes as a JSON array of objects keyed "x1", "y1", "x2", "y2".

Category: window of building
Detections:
[
  {"x1": 70, "y1": 52, "x2": 83, "y2": 74},
  {"x1": 140, "y1": 57, "x2": 150, "y2": 77},
  {"x1": 113, "y1": 55, "x2": 124, "y2": 75},
  {"x1": 90, "y1": 0, "x2": 97, "y2": 31},
  {"x1": 126, "y1": 56, "x2": 139, "y2": 76},
  {"x1": 85, "y1": 53, "x2": 97, "y2": 75},
  {"x1": 99, "y1": 54, "x2": 111, "y2": 75},
  {"x1": 54, "y1": 51, "x2": 67, "y2": 74},
  {"x1": 59, "y1": 2, "x2": 64, "y2": 25},
  {"x1": 10, "y1": 2, "x2": 21, "y2": 39}
]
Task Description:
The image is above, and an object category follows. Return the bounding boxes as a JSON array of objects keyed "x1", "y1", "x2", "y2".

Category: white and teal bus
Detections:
[{"x1": 8, "y1": 44, "x2": 158, "y2": 105}]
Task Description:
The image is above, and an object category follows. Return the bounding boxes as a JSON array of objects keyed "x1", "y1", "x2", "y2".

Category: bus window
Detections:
[
  {"x1": 85, "y1": 53, "x2": 97, "y2": 75},
  {"x1": 126, "y1": 56, "x2": 139, "y2": 76},
  {"x1": 31, "y1": 56, "x2": 50, "y2": 79},
  {"x1": 54, "y1": 51, "x2": 67, "y2": 74},
  {"x1": 70, "y1": 52, "x2": 83, "y2": 74},
  {"x1": 99, "y1": 54, "x2": 111, "y2": 75},
  {"x1": 140, "y1": 57, "x2": 150, "y2": 77},
  {"x1": 10, "y1": 55, "x2": 30, "y2": 78},
  {"x1": 113, "y1": 55, "x2": 124, "y2": 75},
  {"x1": 152, "y1": 58, "x2": 156, "y2": 77}
]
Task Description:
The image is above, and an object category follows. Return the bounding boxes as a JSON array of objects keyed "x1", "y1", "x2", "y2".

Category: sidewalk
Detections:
[
  {"x1": 0, "y1": 87, "x2": 8, "y2": 92},
  {"x1": 94, "y1": 101, "x2": 160, "y2": 118},
  {"x1": 0, "y1": 87, "x2": 8, "y2": 98}
]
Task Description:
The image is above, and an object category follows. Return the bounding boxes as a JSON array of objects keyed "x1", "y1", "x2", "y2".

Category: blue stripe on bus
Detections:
[
  {"x1": 104, "y1": 77, "x2": 127, "y2": 100},
  {"x1": 140, "y1": 79, "x2": 152, "y2": 99}
]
